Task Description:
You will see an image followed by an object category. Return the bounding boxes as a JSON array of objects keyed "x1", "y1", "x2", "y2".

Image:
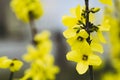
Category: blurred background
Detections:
[{"x1": 0, "y1": 0, "x2": 120, "y2": 80}]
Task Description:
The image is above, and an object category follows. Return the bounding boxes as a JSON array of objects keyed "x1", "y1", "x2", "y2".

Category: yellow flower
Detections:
[
  {"x1": 21, "y1": 55, "x2": 59, "y2": 80},
  {"x1": 0, "y1": 56, "x2": 23, "y2": 72},
  {"x1": 10, "y1": 0, "x2": 43, "y2": 22},
  {"x1": 66, "y1": 29, "x2": 89, "y2": 50},
  {"x1": 23, "y1": 45, "x2": 46, "y2": 62},
  {"x1": 23, "y1": 31, "x2": 52, "y2": 62},
  {"x1": 34, "y1": 31, "x2": 52, "y2": 54},
  {"x1": 62, "y1": 5, "x2": 83, "y2": 28},
  {"x1": 9, "y1": 59, "x2": 23, "y2": 72},
  {"x1": 62, "y1": 5, "x2": 94, "y2": 29},
  {"x1": 66, "y1": 46, "x2": 102, "y2": 74},
  {"x1": 22, "y1": 30, "x2": 59, "y2": 79},
  {"x1": 34, "y1": 31, "x2": 51, "y2": 42},
  {"x1": 99, "y1": 0, "x2": 112, "y2": 6}
]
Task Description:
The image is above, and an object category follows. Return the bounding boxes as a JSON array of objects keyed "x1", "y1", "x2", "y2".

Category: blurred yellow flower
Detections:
[
  {"x1": 0, "y1": 56, "x2": 23, "y2": 72},
  {"x1": 102, "y1": 72, "x2": 120, "y2": 80},
  {"x1": 10, "y1": 0, "x2": 43, "y2": 22},
  {"x1": 21, "y1": 31, "x2": 59, "y2": 80},
  {"x1": 99, "y1": 0, "x2": 112, "y2": 6},
  {"x1": 21, "y1": 56, "x2": 59, "y2": 80},
  {"x1": 23, "y1": 31, "x2": 52, "y2": 62},
  {"x1": 90, "y1": 37, "x2": 103, "y2": 53},
  {"x1": 96, "y1": 15, "x2": 111, "y2": 43},
  {"x1": 9, "y1": 59, "x2": 23, "y2": 72}
]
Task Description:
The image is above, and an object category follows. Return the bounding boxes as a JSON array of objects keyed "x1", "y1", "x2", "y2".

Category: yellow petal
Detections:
[
  {"x1": 89, "y1": 54, "x2": 102, "y2": 66},
  {"x1": 99, "y1": 0, "x2": 112, "y2": 6},
  {"x1": 71, "y1": 40, "x2": 91, "y2": 53},
  {"x1": 34, "y1": 31, "x2": 50, "y2": 42},
  {"x1": 76, "y1": 62, "x2": 88, "y2": 74},
  {"x1": 97, "y1": 30, "x2": 106, "y2": 43},
  {"x1": 62, "y1": 16, "x2": 77, "y2": 27},
  {"x1": 23, "y1": 45, "x2": 38, "y2": 62},
  {"x1": 63, "y1": 28, "x2": 76, "y2": 38},
  {"x1": 66, "y1": 50, "x2": 81, "y2": 62},
  {"x1": 78, "y1": 29, "x2": 89, "y2": 38},
  {"x1": 91, "y1": 41, "x2": 103, "y2": 54},
  {"x1": 0, "y1": 56, "x2": 12, "y2": 68},
  {"x1": 1, "y1": 60, "x2": 12, "y2": 69},
  {"x1": 76, "y1": 5, "x2": 81, "y2": 20},
  {"x1": 70, "y1": 8, "x2": 76, "y2": 16},
  {"x1": 100, "y1": 16, "x2": 111, "y2": 31}
]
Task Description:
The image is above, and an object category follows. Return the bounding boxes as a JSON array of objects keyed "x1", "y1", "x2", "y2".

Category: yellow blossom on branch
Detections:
[
  {"x1": 21, "y1": 31, "x2": 59, "y2": 80},
  {"x1": 66, "y1": 44, "x2": 102, "y2": 74},
  {"x1": 21, "y1": 55, "x2": 59, "y2": 80},
  {"x1": 62, "y1": 3, "x2": 109, "y2": 75},
  {"x1": 10, "y1": 0, "x2": 43, "y2": 22},
  {"x1": 9, "y1": 59, "x2": 23, "y2": 72},
  {"x1": 0, "y1": 56, "x2": 23, "y2": 72},
  {"x1": 23, "y1": 31, "x2": 52, "y2": 62}
]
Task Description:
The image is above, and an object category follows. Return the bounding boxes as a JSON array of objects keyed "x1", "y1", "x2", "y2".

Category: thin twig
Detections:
[
  {"x1": 84, "y1": 0, "x2": 94, "y2": 80},
  {"x1": 29, "y1": 11, "x2": 37, "y2": 45},
  {"x1": 9, "y1": 72, "x2": 14, "y2": 80},
  {"x1": 89, "y1": 65, "x2": 94, "y2": 80}
]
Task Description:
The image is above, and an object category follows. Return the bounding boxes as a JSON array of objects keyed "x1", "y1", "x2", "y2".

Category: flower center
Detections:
[
  {"x1": 77, "y1": 36, "x2": 84, "y2": 41},
  {"x1": 82, "y1": 55, "x2": 88, "y2": 61},
  {"x1": 10, "y1": 63, "x2": 14, "y2": 67}
]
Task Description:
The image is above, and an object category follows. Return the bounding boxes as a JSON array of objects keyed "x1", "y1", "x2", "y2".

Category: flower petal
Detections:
[
  {"x1": 62, "y1": 16, "x2": 77, "y2": 27},
  {"x1": 63, "y1": 28, "x2": 76, "y2": 38},
  {"x1": 89, "y1": 54, "x2": 102, "y2": 66},
  {"x1": 70, "y1": 8, "x2": 76, "y2": 16},
  {"x1": 76, "y1": 5, "x2": 81, "y2": 20},
  {"x1": 78, "y1": 29, "x2": 89, "y2": 38},
  {"x1": 66, "y1": 50, "x2": 81, "y2": 62},
  {"x1": 76, "y1": 62, "x2": 88, "y2": 74},
  {"x1": 97, "y1": 30, "x2": 106, "y2": 43},
  {"x1": 91, "y1": 41, "x2": 104, "y2": 54}
]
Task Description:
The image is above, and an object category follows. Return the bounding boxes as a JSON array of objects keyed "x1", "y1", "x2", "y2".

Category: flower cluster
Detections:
[
  {"x1": 21, "y1": 31, "x2": 59, "y2": 80},
  {"x1": 62, "y1": 4, "x2": 110, "y2": 74},
  {"x1": 0, "y1": 56, "x2": 23, "y2": 72},
  {"x1": 102, "y1": 6, "x2": 120, "y2": 80},
  {"x1": 10, "y1": 0, "x2": 43, "y2": 22}
]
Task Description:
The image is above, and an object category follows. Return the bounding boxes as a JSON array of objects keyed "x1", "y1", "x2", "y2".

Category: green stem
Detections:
[
  {"x1": 9, "y1": 72, "x2": 14, "y2": 80},
  {"x1": 29, "y1": 12, "x2": 37, "y2": 45},
  {"x1": 85, "y1": 0, "x2": 94, "y2": 80}
]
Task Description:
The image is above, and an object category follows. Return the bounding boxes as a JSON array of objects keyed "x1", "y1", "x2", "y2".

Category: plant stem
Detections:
[
  {"x1": 85, "y1": 0, "x2": 94, "y2": 80},
  {"x1": 29, "y1": 12, "x2": 37, "y2": 45},
  {"x1": 89, "y1": 65, "x2": 94, "y2": 80},
  {"x1": 9, "y1": 72, "x2": 14, "y2": 80},
  {"x1": 85, "y1": 0, "x2": 89, "y2": 32}
]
